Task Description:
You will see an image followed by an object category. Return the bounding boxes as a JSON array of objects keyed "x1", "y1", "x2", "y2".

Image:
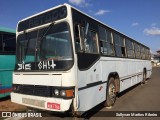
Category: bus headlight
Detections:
[
  {"x1": 52, "y1": 88, "x2": 74, "y2": 98},
  {"x1": 54, "y1": 89, "x2": 59, "y2": 96},
  {"x1": 60, "y1": 90, "x2": 66, "y2": 97},
  {"x1": 13, "y1": 86, "x2": 17, "y2": 91},
  {"x1": 60, "y1": 89, "x2": 74, "y2": 98},
  {"x1": 13, "y1": 84, "x2": 20, "y2": 92}
]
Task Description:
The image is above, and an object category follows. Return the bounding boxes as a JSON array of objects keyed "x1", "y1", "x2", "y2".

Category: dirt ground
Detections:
[{"x1": 0, "y1": 96, "x2": 27, "y2": 111}]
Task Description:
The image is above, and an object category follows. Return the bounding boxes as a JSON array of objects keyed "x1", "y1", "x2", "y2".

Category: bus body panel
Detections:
[
  {"x1": 0, "y1": 29, "x2": 16, "y2": 98},
  {"x1": 11, "y1": 92, "x2": 72, "y2": 111},
  {"x1": 77, "y1": 61, "x2": 106, "y2": 111},
  {"x1": 77, "y1": 57, "x2": 152, "y2": 111},
  {"x1": 12, "y1": 67, "x2": 77, "y2": 111},
  {"x1": 13, "y1": 74, "x2": 62, "y2": 86},
  {"x1": 0, "y1": 47, "x2": 15, "y2": 98}
]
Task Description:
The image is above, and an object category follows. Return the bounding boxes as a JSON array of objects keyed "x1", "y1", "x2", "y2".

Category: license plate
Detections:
[
  {"x1": 47, "y1": 102, "x2": 60, "y2": 110},
  {"x1": 22, "y1": 97, "x2": 45, "y2": 108}
]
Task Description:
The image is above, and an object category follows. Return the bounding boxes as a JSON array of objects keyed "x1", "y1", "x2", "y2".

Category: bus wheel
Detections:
[{"x1": 104, "y1": 77, "x2": 117, "y2": 107}]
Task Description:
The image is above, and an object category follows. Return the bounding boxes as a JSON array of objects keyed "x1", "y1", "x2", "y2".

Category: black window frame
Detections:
[
  {"x1": 126, "y1": 38, "x2": 135, "y2": 58},
  {"x1": 98, "y1": 26, "x2": 115, "y2": 56},
  {"x1": 71, "y1": 7, "x2": 151, "y2": 61},
  {"x1": 113, "y1": 33, "x2": 126, "y2": 58}
]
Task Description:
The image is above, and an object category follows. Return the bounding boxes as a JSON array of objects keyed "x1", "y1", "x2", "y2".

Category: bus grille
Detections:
[{"x1": 16, "y1": 85, "x2": 52, "y2": 97}]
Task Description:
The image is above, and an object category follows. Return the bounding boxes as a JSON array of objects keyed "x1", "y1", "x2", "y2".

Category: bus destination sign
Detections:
[{"x1": 18, "y1": 6, "x2": 67, "y2": 32}]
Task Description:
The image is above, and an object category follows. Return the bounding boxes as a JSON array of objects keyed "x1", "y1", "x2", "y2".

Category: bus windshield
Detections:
[{"x1": 16, "y1": 22, "x2": 73, "y2": 71}]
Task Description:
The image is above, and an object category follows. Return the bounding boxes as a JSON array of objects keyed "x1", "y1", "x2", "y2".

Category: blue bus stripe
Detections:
[{"x1": 0, "y1": 86, "x2": 12, "y2": 90}]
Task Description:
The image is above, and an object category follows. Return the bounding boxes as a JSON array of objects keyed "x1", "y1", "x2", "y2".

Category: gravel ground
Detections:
[{"x1": 0, "y1": 96, "x2": 26, "y2": 112}]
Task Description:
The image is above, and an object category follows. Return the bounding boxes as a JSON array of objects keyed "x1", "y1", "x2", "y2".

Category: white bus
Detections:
[{"x1": 11, "y1": 3, "x2": 152, "y2": 115}]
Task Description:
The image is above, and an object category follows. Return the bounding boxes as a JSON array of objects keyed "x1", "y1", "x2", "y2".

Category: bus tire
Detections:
[{"x1": 104, "y1": 77, "x2": 117, "y2": 107}]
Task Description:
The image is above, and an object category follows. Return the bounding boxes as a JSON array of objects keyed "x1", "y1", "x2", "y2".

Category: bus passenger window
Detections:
[
  {"x1": 114, "y1": 33, "x2": 126, "y2": 57},
  {"x1": 74, "y1": 24, "x2": 84, "y2": 52},
  {"x1": 98, "y1": 26, "x2": 115, "y2": 56},
  {"x1": 134, "y1": 43, "x2": 141, "y2": 59},
  {"x1": 126, "y1": 39, "x2": 135, "y2": 58},
  {"x1": 85, "y1": 30, "x2": 98, "y2": 54},
  {"x1": 121, "y1": 47, "x2": 126, "y2": 57},
  {"x1": 75, "y1": 25, "x2": 80, "y2": 52},
  {"x1": 74, "y1": 24, "x2": 98, "y2": 54},
  {"x1": 1, "y1": 33, "x2": 16, "y2": 52}
]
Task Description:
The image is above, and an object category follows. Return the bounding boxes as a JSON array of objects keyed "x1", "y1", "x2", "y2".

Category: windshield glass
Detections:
[
  {"x1": 16, "y1": 22, "x2": 73, "y2": 71},
  {"x1": 40, "y1": 29, "x2": 72, "y2": 61}
]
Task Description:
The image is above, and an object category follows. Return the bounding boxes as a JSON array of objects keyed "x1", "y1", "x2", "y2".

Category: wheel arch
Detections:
[{"x1": 107, "y1": 72, "x2": 120, "y2": 93}]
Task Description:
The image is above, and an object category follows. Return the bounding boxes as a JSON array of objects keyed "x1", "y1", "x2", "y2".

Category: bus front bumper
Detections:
[{"x1": 11, "y1": 92, "x2": 72, "y2": 112}]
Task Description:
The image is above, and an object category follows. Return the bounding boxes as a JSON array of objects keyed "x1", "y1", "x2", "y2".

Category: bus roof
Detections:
[{"x1": 0, "y1": 26, "x2": 16, "y2": 34}]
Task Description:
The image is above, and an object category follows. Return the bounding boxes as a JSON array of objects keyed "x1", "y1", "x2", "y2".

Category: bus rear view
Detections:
[{"x1": 11, "y1": 4, "x2": 76, "y2": 113}]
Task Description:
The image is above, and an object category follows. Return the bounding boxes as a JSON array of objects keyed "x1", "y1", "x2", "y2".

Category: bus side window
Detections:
[
  {"x1": 85, "y1": 30, "x2": 98, "y2": 54},
  {"x1": 75, "y1": 25, "x2": 80, "y2": 52},
  {"x1": 114, "y1": 33, "x2": 126, "y2": 57},
  {"x1": 98, "y1": 26, "x2": 115, "y2": 56},
  {"x1": 121, "y1": 46, "x2": 126, "y2": 57},
  {"x1": 3, "y1": 37, "x2": 16, "y2": 52},
  {"x1": 74, "y1": 24, "x2": 98, "y2": 54},
  {"x1": 126, "y1": 39, "x2": 135, "y2": 58},
  {"x1": 74, "y1": 24, "x2": 84, "y2": 52},
  {"x1": 135, "y1": 43, "x2": 140, "y2": 59},
  {"x1": 0, "y1": 33, "x2": 16, "y2": 53}
]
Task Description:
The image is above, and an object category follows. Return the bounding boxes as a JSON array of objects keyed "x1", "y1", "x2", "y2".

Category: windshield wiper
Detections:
[
  {"x1": 23, "y1": 30, "x2": 30, "y2": 62},
  {"x1": 36, "y1": 21, "x2": 55, "y2": 61}
]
